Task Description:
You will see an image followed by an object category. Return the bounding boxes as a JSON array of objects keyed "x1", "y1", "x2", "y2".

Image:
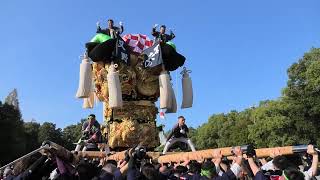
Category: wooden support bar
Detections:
[
  {"x1": 158, "y1": 146, "x2": 295, "y2": 163},
  {"x1": 68, "y1": 146, "x2": 297, "y2": 163}
]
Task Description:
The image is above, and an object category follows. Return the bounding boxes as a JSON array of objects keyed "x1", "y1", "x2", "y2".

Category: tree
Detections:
[
  {"x1": 24, "y1": 121, "x2": 41, "y2": 152},
  {"x1": 282, "y1": 48, "x2": 320, "y2": 144},
  {"x1": 217, "y1": 110, "x2": 253, "y2": 147},
  {"x1": 192, "y1": 114, "x2": 224, "y2": 149},
  {"x1": 5, "y1": 89, "x2": 19, "y2": 110},
  {"x1": 0, "y1": 102, "x2": 25, "y2": 165},
  {"x1": 62, "y1": 119, "x2": 85, "y2": 150},
  {"x1": 38, "y1": 122, "x2": 64, "y2": 145},
  {"x1": 192, "y1": 48, "x2": 320, "y2": 149}
]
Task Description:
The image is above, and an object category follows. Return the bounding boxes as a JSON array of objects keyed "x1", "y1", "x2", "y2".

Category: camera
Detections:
[
  {"x1": 231, "y1": 144, "x2": 256, "y2": 158},
  {"x1": 133, "y1": 146, "x2": 147, "y2": 160}
]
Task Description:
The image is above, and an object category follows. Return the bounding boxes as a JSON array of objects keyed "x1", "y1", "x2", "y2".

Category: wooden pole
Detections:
[
  {"x1": 43, "y1": 144, "x2": 307, "y2": 164},
  {"x1": 75, "y1": 146, "x2": 297, "y2": 163},
  {"x1": 157, "y1": 146, "x2": 295, "y2": 163}
]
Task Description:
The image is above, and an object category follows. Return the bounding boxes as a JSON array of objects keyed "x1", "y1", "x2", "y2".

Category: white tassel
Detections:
[
  {"x1": 76, "y1": 53, "x2": 92, "y2": 98},
  {"x1": 159, "y1": 71, "x2": 172, "y2": 109},
  {"x1": 107, "y1": 63, "x2": 123, "y2": 108},
  {"x1": 82, "y1": 92, "x2": 95, "y2": 109},
  {"x1": 181, "y1": 67, "x2": 193, "y2": 108},
  {"x1": 166, "y1": 84, "x2": 177, "y2": 113}
]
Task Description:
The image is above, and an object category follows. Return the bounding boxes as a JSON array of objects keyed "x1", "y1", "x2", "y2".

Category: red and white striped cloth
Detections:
[{"x1": 122, "y1": 34, "x2": 154, "y2": 54}]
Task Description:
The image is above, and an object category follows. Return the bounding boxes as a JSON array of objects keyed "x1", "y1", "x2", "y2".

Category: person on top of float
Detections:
[
  {"x1": 151, "y1": 24, "x2": 175, "y2": 43},
  {"x1": 162, "y1": 116, "x2": 196, "y2": 154},
  {"x1": 97, "y1": 19, "x2": 124, "y2": 39}
]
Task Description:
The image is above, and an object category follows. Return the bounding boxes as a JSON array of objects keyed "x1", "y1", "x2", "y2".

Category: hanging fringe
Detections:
[
  {"x1": 82, "y1": 92, "x2": 95, "y2": 109},
  {"x1": 181, "y1": 67, "x2": 193, "y2": 108},
  {"x1": 82, "y1": 78, "x2": 97, "y2": 109},
  {"x1": 166, "y1": 83, "x2": 177, "y2": 113},
  {"x1": 107, "y1": 63, "x2": 123, "y2": 108},
  {"x1": 159, "y1": 71, "x2": 172, "y2": 109},
  {"x1": 76, "y1": 53, "x2": 93, "y2": 98}
]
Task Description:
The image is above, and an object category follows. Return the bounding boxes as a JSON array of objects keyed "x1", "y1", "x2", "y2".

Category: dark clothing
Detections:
[
  {"x1": 86, "y1": 38, "x2": 117, "y2": 63},
  {"x1": 167, "y1": 123, "x2": 189, "y2": 140},
  {"x1": 82, "y1": 120, "x2": 102, "y2": 150},
  {"x1": 152, "y1": 28, "x2": 175, "y2": 43},
  {"x1": 181, "y1": 169, "x2": 236, "y2": 180},
  {"x1": 97, "y1": 26, "x2": 124, "y2": 37},
  {"x1": 82, "y1": 120, "x2": 101, "y2": 139},
  {"x1": 253, "y1": 171, "x2": 268, "y2": 180},
  {"x1": 199, "y1": 169, "x2": 236, "y2": 180},
  {"x1": 182, "y1": 173, "x2": 202, "y2": 180},
  {"x1": 161, "y1": 43, "x2": 186, "y2": 71}
]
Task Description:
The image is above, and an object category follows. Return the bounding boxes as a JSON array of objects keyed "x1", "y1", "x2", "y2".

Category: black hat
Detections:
[
  {"x1": 160, "y1": 25, "x2": 166, "y2": 28},
  {"x1": 88, "y1": 114, "x2": 96, "y2": 118}
]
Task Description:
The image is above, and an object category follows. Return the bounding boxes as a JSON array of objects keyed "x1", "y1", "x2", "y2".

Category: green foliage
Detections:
[
  {"x1": 38, "y1": 122, "x2": 64, "y2": 145},
  {"x1": 191, "y1": 110, "x2": 253, "y2": 149},
  {"x1": 62, "y1": 119, "x2": 85, "y2": 150},
  {"x1": 191, "y1": 48, "x2": 320, "y2": 149},
  {"x1": 24, "y1": 121, "x2": 41, "y2": 152},
  {"x1": 0, "y1": 102, "x2": 25, "y2": 165}
]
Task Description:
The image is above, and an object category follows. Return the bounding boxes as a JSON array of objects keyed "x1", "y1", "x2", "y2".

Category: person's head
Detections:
[
  {"x1": 108, "y1": 19, "x2": 114, "y2": 28},
  {"x1": 178, "y1": 116, "x2": 186, "y2": 126},
  {"x1": 160, "y1": 25, "x2": 166, "y2": 34},
  {"x1": 188, "y1": 160, "x2": 201, "y2": 174},
  {"x1": 141, "y1": 163, "x2": 157, "y2": 180},
  {"x1": 283, "y1": 168, "x2": 305, "y2": 180},
  {"x1": 159, "y1": 164, "x2": 172, "y2": 178},
  {"x1": 102, "y1": 163, "x2": 117, "y2": 174},
  {"x1": 76, "y1": 159, "x2": 98, "y2": 180},
  {"x1": 273, "y1": 156, "x2": 290, "y2": 170},
  {"x1": 88, "y1": 114, "x2": 96, "y2": 123},
  {"x1": 201, "y1": 161, "x2": 216, "y2": 178},
  {"x1": 174, "y1": 165, "x2": 188, "y2": 177}
]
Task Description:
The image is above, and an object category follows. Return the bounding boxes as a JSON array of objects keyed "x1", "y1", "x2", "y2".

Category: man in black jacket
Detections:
[
  {"x1": 97, "y1": 19, "x2": 124, "y2": 38},
  {"x1": 162, "y1": 116, "x2": 196, "y2": 154},
  {"x1": 152, "y1": 24, "x2": 175, "y2": 43}
]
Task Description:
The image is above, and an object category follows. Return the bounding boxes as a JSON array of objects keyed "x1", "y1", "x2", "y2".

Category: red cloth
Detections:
[{"x1": 122, "y1": 34, "x2": 153, "y2": 54}]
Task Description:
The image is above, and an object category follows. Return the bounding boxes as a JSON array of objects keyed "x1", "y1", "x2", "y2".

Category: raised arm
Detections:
[
  {"x1": 152, "y1": 24, "x2": 159, "y2": 37},
  {"x1": 96, "y1": 21, "x2": 102, "y2": 33},
  {"x1": 247, "y1": 158, "x2": 260, "y2": 176},
  {"x1": 307, "y1": 145, "x2": 318, "y2": 177},
  {"x1": 168, "y1": 30, "x2": 175, "y2": 41},
  {"x1": 119, "y1": 21, "x2": 124, "y2": 34}
]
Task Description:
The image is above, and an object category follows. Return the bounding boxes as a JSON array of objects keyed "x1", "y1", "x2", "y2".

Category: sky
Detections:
[{"x1": 0, "y1": 0, "x2": 319, "y2": 130}]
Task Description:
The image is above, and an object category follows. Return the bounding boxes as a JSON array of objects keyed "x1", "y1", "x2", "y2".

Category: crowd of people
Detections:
[{"x1": 0, "y1": 143, "x2": 319, "y2": 180}]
